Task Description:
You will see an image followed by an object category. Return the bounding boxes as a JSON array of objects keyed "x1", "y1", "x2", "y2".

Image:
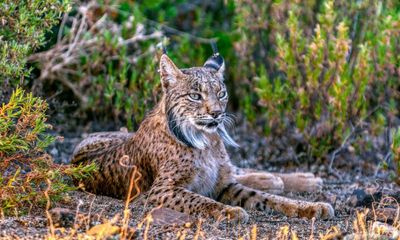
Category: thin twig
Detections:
[
  {"x1": 328, "y1": 105, "x2": 381, "y2": 174},
  {"x1": 122, "y1": 31, "x2": 163, "y2": 46},
  {"x1": 57, "y1": 13, "x2": 68, "y2": 43},
  {"x1": 153, "y1": 21, "x2": 218, "y2": 44},
  {"x1": 66, "y1": 13, "x2": 87, "y2": 57}
]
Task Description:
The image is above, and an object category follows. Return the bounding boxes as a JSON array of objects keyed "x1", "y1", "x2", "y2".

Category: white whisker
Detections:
[{"x1": 167, "y1": 108, "x2": 238, "y2": 149}]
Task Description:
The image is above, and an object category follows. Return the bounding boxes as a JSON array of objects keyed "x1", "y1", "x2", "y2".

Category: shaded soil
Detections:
[{"x1": 1, "y1": 117, "x2": 399, "y2": 239}]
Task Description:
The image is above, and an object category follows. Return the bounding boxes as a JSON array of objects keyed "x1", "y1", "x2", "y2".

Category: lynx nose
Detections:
[{"x1": 210, "y1": 110, "x2": 222, "y2": 119}]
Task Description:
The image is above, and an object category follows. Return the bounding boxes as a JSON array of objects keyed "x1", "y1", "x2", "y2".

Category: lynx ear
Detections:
[
  {"x1": 203, "y1": 53, "x2": 225, "y2": 79},
  {"x1": 159, "y1": 54, "x2": 183, "y2": 89}
]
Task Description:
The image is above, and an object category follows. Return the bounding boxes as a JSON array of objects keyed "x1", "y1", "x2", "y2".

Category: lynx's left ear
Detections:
[{"x1": 204, "y1": 53, "x2": 225, "y2": 79}]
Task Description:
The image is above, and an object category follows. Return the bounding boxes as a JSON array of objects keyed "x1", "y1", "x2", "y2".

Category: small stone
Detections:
[
  {"x1": 49, "y1": 147, "x2": 58, "y2": 156},
  {"x1": 347, "y1": 188, "x2": 400, "y2": 208},
  {"x1": 149, "y1": 208, "x2": 193, "y2": 226},
  {"x1": 368, "y1": 208, "x2": 399, "y2": 224},
  {"x1": 49, "y1": 208, "x2": 76, "y2": 227},
  {"x1": 347, "y1": 188, "x2": 381, "y2": 207}
]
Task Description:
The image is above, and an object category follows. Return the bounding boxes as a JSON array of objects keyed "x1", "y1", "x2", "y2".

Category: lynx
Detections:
[{"x1": 71, "y1": 52, "x2": 334, "y2": 222}]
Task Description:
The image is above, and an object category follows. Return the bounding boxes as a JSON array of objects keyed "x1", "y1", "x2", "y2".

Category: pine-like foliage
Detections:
[
  {"x1": 0, "y1": 88, "x2": 96, "y2": 217},
  {"x1": 0, "y1": 0, "x2": 71, "y2": 85}
]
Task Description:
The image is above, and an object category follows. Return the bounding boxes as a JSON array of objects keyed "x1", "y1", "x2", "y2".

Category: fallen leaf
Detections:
[{"x1": 87, "y1": 222, "x2": 120, "y2": 238}]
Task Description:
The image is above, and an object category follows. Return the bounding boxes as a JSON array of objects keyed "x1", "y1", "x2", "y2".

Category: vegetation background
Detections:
[{"x1": 1, "y1": 0, "x2": 399, "y2": 223}]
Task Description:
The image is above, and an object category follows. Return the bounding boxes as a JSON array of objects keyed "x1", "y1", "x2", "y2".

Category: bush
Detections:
[
  {"x1": 0, "y1": 88, "x2": 96, "y2": 216},
  {"x1": 0, "y1": 0, "x2": 96, "y2": 216},
  {"x1": 0, "y1": 0, "x2": 71, "y2": 87},
  {"x1": 251, "y1": 0, "x2": 399, "y2": 161}
]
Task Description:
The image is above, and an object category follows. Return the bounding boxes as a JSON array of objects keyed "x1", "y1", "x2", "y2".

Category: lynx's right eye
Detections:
[{"x1": 189, "y1": 93, "x2": 202, "y2": 101}]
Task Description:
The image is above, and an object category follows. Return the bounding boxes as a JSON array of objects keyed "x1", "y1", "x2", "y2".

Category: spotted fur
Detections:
[{"x1": 71, "y1": 54, "x2": 334, "y2": 221}]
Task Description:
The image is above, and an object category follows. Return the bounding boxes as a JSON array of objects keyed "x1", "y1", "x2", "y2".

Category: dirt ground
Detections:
[
  {"x1": 1, "y1": 175, "x2": 398, "y2": 239},
  {"x1": 1, "y1": 118, "x2": 399, "y2": 239}
]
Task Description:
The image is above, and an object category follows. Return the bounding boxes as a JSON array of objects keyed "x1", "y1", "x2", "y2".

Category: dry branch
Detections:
[{"x1": 29, "y1": 1, "x2": 163, "y2": 109}]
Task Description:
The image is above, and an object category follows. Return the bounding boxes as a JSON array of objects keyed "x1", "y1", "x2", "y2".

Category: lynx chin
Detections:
[{"x1": 72, "y1": 51, "x2": 334, "y2": 222}]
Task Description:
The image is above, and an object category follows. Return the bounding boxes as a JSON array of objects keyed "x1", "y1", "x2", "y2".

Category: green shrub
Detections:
[
  {"x1": 252, "y1": 0, "x2": 399, "y2": 161},
  {"x1": 0, "y1": 0, "x2": 96, "y2": 216},
  {"x1": 0, "y1": 88, "x2": 96, "y2": 216},
  {"x1": 0, "y1": 0, "x2": 71, "y2": 86}
]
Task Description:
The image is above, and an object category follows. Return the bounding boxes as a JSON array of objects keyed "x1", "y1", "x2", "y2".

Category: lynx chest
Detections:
[{"x1": 186, "y1": 150, "x2": 223, "y2": 197}]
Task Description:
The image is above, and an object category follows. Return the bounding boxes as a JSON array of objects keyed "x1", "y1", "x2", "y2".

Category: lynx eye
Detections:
[
  {"x1": 189, "y1": 93, "x2": 202, "y2": 101},
  {"x1": 217, "y1": 91, "x2": 227, "y2": 99}
]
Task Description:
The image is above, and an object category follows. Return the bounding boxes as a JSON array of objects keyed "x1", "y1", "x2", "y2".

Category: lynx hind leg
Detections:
[
  {"x1": 72, "y1": 131, "x2": 134, "y2": 163},
  {"x1": 273, "y1": 172, "x2": 323, "y2": 193},
  {"x1": 234, "y1": 173, "x2": 284, "y2": 194},
  {"x1": 235, "y1": 167, "x2": 323, "y2": 193}
]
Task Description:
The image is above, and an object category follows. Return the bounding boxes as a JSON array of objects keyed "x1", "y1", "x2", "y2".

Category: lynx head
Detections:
[{"x1": 159, "y1": 53, "x2": 238, "y2": 149}]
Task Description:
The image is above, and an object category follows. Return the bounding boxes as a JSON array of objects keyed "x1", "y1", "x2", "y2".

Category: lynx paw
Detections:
[
  {"x1": 280, "y1": 173, "x2": 323, "y2": 193},
  {"x1": 296, "y1": 176, "x2": 323, "y2": 192},
  {"x1": 235, "y1": 173, "x2": 284, "y2": 194},
  {"x1": 220, "y1": 206, "x2": 249, "y2": 223},
  {"x1": 316, "y1": 202, "x2": 335, "y2": 219},
  {"x1": 298, "y1": 202, "x2": 335, "y2": 220}
]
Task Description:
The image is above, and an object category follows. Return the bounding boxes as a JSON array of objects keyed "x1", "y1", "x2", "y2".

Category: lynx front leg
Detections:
[
  {"x1": 148, "y1": 178, "x2": 249, "y2": 222},
  {"x1": 216, "y1": 182, "x2": 334, "y2": 219}
]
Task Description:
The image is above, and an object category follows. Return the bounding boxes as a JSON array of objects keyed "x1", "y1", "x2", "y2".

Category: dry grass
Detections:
[
  {"x1": 2, "y1": 186, "x2": 399, "y2": 239},
  {"x1": 1, "y1": 156, "x2": 399, "y2": 239},
  {"x1": 0, "y1": 203, "x2": 399, "y2": 239}
]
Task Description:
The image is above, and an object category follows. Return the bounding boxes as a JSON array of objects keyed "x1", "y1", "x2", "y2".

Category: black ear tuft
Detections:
[
  {"x1": 204, "y1": 53, "x2": 224, "y2": 71},
  {"x1": 211, "y1": 41, "x2": 219, "y2": 55},
  {"x1": 204, "y1": 41, "x2": 225, "y2": 72}
]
